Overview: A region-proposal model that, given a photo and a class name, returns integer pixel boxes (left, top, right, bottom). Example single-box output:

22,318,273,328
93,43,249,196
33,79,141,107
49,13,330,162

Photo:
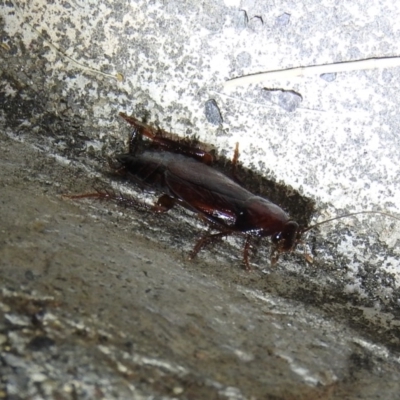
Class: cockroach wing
164,159,250,228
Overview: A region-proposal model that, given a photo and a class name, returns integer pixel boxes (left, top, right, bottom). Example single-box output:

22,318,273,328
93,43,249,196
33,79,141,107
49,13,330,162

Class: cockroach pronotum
68,112,400,270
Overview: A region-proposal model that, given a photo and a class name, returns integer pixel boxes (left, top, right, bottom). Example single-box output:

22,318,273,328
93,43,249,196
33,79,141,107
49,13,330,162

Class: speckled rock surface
1,0,400,399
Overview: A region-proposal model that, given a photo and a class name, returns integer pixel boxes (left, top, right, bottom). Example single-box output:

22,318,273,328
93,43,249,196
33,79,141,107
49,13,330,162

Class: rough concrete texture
1,0,400,399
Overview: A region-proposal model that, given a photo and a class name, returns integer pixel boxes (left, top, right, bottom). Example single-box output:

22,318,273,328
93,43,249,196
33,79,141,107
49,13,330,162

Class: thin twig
224,56,400,89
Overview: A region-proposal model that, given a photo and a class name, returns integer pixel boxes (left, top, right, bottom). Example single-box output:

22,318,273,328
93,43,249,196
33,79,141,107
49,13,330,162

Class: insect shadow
67,113,400,270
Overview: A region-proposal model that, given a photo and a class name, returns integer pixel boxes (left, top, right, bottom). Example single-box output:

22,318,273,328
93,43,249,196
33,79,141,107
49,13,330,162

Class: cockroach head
271,220,300,252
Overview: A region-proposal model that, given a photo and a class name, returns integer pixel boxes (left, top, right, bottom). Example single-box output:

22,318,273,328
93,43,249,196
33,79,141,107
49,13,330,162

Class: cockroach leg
128,126,142,155
232,142,240,167
189,230,232,261
229,142,245,184
304,252,314,264
119,112,214,164
232,142,240,176
242,235,253,271
152,194,176,213
270,247,280,266
190,225,261,271
66,189,149,211
65,190,113,201
107,156,126,174
298,239,314,264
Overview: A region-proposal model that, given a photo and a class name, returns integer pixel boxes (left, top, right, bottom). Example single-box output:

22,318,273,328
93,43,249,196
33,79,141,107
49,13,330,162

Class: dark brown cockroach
68,112,400,269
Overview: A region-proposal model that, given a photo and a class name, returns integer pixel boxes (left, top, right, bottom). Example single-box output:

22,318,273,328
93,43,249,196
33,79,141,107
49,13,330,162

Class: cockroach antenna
300,210,400,235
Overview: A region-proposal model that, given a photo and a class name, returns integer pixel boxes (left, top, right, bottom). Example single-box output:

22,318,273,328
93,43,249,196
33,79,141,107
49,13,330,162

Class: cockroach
68,112,400,269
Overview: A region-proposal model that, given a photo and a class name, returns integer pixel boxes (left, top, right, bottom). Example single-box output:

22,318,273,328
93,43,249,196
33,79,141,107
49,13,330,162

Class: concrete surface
1,0,400,399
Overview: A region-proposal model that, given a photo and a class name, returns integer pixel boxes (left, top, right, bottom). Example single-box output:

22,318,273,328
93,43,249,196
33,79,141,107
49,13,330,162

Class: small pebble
320,73,337,82
205,99,223,125
275,13,291,27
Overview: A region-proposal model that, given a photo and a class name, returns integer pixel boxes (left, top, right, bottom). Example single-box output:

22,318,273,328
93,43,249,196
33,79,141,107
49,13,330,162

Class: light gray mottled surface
1,0,400,399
